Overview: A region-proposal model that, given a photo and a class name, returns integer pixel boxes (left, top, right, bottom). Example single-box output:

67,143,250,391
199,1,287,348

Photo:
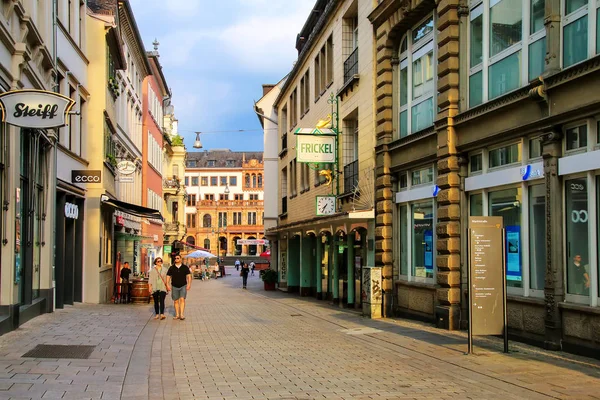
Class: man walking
166,254,191,320
250,260,255,276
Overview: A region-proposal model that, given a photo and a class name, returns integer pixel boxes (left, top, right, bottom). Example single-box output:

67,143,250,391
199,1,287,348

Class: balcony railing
343,160,359,194
163,178,181,189
343,48,358,84
281,196,287,215
197,200,264,207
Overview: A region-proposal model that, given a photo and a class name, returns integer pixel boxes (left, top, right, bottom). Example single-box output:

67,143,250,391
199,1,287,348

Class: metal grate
22,344,95,359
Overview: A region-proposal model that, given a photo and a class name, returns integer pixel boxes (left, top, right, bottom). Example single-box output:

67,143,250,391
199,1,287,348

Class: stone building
370,0,600,355
184,150,265,257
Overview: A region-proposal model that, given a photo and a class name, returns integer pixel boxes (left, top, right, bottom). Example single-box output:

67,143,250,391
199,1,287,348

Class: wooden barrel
131,280,150,304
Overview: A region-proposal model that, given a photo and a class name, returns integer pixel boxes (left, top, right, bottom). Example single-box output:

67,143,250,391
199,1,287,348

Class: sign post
468,216,508,354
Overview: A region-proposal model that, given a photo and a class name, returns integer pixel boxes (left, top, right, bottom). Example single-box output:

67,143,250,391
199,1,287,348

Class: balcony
343,160,359,194
338,47,359,98
196,200,264,208
163,177,181,190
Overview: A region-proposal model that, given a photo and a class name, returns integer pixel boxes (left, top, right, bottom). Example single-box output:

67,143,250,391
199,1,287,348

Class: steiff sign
296,134,336,163
468,216,508,354
0,90,75,129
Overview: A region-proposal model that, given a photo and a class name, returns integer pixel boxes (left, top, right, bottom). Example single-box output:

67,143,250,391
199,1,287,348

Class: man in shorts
166,254,191,320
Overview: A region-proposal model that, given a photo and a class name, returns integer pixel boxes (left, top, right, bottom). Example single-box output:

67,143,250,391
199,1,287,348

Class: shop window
411,202,434,279
398,15,435,138
399,173,408,189
529,184,546,290
529,138,542,159
411,166,434,186
470,153,483,173
566,124,588,151
470,194,483,216
399,205,408,276
489,143,520,168
565,178,590,296
489,188,522,287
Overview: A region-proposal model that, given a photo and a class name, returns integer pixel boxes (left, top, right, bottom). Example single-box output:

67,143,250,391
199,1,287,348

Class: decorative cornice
388,126,436,152
454,86,531,124
544,54,600,90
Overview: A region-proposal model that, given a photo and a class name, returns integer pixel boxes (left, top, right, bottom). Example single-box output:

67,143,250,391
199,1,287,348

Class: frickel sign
296,134,336,163
0,89,75,129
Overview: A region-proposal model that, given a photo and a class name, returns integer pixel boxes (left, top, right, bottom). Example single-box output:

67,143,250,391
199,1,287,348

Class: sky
129,0,315,152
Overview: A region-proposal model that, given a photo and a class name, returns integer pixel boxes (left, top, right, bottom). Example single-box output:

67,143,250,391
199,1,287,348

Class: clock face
316,196,336,216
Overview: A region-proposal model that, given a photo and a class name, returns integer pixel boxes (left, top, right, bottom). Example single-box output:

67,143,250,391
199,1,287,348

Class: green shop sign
295,133,336,163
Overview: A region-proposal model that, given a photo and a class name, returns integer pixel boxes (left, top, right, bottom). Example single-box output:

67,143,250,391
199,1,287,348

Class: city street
0,266,598,400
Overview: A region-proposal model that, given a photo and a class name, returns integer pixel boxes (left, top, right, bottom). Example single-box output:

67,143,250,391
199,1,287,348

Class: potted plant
261,268,278,291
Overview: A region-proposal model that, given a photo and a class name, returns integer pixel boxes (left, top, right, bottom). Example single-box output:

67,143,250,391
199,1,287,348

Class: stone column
347,232,355,307
316,235,323,299
435,0,462,330
544,0,561,74
541,130,564,350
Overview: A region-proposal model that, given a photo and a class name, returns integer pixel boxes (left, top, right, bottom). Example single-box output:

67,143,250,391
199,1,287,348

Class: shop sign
164,245,172,254
520,164,543,181
236,239,269,245
72,170,101,183
119,175,134,183
0,89,75,128
153,234,159,242
296,134,336,163
64,202,79,219
117,160,136,175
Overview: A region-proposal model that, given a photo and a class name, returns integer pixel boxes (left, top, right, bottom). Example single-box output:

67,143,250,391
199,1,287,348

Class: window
257,174,262,188
490,188,523,288
205,194,214,201
315,35,334,95
565,124,588,151
300,70,310,115
468,1,547,107
290,88,298,128
398,201,435,281
191,177,199,186
220,176,227,186
201,177,208,186
398,15,435,138
489,143,521,168
232,212,242,225
566,178,589,297
207,160,216,167
562,0,597,68
470,153,483,173
226,160,235,167
470,193,483,216
529,137,542,158
210,177,218,186
186,194,197,207
204,238,210,249
529,184,546,290
411,166,434,186
281,104,288,147
230,176,237,186
290,159,297,196
245,174,250,188
203,214,212,227
186,213,196,228
399,173,408,189
249,194,259,201
235,194,243,201
184,177,189,186
248,212,257,225
218,212,227,228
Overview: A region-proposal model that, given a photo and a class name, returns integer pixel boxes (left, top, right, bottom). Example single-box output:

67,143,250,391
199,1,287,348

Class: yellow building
268,0,376,305
184,151,265,257
162,103,187,263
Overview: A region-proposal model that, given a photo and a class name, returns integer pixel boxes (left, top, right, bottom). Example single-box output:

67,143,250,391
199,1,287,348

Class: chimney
262,84,275,96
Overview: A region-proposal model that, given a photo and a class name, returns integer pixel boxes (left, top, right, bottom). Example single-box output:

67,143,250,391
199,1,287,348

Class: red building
141,42,170,271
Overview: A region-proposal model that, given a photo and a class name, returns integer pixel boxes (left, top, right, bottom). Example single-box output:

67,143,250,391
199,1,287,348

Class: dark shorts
171,285,187,300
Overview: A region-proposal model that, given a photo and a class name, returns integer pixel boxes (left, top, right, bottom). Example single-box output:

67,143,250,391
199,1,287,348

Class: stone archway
232,236,242,255
247,235,257,255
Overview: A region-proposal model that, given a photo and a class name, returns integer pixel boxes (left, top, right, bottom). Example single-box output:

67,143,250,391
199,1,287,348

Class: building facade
141,44,168,271
184,150,265,257
370,0,600,355
269,0,376,303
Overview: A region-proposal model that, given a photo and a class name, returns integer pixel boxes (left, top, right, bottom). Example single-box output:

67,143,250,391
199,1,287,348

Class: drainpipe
49,0,59,311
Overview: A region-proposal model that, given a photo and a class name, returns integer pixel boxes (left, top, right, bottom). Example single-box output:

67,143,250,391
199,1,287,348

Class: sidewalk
0,267,597,399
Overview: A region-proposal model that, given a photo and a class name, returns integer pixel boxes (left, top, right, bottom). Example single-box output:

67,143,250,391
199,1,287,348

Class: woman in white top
148,258,168,320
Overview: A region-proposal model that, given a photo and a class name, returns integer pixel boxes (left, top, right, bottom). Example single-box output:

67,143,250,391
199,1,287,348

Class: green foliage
106,154,118,167
261,268,278,284
171,135,184,146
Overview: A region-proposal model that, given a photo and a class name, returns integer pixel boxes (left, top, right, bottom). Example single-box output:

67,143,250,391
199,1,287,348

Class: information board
468,216,507,352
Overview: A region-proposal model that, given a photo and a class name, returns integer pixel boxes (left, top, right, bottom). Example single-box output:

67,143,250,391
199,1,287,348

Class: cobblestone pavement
0,266,598,399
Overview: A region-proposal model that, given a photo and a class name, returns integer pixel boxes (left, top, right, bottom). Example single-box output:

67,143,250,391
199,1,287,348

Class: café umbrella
184,250,216,259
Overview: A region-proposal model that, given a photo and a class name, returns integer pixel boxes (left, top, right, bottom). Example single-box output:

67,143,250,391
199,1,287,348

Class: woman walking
240,261,250,289
149,258,168,320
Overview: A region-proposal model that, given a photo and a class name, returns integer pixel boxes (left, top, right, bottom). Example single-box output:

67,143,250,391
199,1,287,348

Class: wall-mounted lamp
193,131,202,149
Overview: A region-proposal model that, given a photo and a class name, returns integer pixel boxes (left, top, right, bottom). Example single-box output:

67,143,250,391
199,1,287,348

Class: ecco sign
0,90,75,128
64,202,79,219
72,170,101,184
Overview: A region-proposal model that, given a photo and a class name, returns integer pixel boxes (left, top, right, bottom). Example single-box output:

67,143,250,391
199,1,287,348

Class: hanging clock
316,195,336,216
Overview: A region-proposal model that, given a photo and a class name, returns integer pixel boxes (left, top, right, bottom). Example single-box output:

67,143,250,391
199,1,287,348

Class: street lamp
216,184,230,277
193,132,202,149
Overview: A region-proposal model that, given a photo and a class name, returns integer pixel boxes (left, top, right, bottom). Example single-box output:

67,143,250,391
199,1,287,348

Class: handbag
240,271,243,277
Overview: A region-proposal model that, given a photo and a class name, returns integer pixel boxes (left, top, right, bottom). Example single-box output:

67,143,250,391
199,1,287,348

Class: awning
100,195,164,221
115,232,154,241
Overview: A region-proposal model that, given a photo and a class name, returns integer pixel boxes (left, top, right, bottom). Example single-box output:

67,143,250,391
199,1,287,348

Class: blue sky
129,0,315,152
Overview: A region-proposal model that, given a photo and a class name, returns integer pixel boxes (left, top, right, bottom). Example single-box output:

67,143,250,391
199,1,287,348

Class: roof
186,150,263,169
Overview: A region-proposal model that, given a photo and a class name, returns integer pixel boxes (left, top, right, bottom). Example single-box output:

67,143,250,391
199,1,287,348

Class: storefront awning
115,232,154,241
100,195,164,221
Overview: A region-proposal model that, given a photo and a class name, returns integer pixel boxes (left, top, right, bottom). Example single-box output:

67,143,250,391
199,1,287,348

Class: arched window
252,174,257,187
203,238,210,250
203,214,212,227
258,174,263,188
245,173,250,187
186,236,195,246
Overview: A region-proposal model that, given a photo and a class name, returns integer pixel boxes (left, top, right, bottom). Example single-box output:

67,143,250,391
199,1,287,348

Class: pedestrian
148,258,168,320
235,258,240,271
240,261,250,289
120,261,132,303
250,260,255,276
166,254,191,320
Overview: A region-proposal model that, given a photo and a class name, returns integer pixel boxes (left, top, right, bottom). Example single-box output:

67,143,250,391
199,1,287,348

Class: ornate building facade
184,150,265,257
